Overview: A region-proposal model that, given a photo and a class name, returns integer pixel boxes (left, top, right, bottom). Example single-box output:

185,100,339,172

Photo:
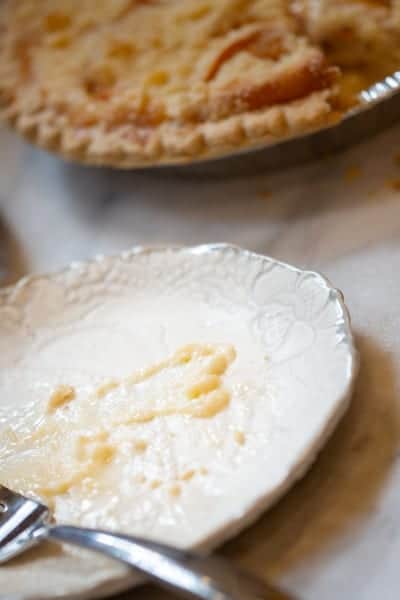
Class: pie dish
0,1,398,168
0,244,357,600
299,0,400,110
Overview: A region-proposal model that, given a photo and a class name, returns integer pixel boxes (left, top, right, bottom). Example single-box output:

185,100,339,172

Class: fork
0,485,296,600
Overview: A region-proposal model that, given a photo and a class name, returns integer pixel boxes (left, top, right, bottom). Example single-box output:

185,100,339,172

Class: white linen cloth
1,123,400,600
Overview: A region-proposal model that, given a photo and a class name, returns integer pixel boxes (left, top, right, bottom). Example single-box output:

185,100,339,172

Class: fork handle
47,525,295,600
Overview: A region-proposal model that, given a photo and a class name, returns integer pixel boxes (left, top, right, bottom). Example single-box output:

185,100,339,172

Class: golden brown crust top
299,0,400,107
0,0,397,165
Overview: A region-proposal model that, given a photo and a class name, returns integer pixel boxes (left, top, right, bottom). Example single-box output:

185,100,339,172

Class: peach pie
0,0,399,166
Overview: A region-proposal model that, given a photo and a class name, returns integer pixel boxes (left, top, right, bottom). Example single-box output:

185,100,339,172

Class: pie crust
299,0,400,109
0,1,398,167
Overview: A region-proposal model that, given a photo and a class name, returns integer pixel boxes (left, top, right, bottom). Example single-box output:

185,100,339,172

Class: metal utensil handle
47,525,294,600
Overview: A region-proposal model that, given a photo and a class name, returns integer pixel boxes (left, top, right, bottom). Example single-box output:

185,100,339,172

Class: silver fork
0,485,296,600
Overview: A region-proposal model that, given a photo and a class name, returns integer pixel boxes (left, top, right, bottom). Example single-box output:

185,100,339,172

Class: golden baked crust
299,0,400,108
0,0,340,165
0,0,397,166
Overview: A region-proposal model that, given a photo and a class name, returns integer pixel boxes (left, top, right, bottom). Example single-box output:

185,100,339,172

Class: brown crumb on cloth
257,190,272,200
387,178,400,191
344,166,362,182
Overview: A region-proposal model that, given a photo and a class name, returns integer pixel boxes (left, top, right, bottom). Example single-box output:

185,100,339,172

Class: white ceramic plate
0,244,357,600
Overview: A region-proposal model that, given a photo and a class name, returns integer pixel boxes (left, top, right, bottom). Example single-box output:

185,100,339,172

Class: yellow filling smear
181,469,196,481
0,344,236,503
186,374,220,399
95,379,119,398
234,430,246,446
169,484,182,497
40,439,115,501
47,384,75,413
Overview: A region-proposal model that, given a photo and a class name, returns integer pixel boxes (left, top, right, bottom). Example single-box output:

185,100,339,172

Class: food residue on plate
47,384,76,413
0,343,237,506
234,430,246,446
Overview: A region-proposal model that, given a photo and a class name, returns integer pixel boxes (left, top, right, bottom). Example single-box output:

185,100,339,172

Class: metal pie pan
135,71,400,176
